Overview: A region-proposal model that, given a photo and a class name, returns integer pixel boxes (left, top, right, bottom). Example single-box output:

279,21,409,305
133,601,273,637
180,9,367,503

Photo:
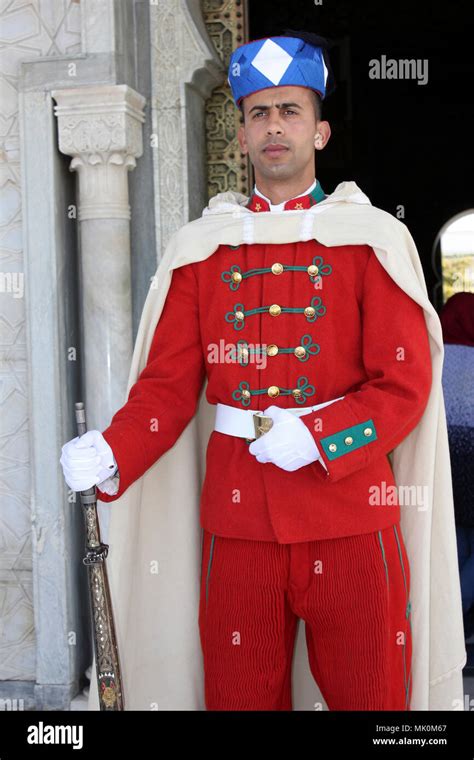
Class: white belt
214,397,345,442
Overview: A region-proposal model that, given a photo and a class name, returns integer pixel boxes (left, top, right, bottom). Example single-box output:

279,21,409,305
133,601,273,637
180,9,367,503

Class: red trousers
198,523,412,711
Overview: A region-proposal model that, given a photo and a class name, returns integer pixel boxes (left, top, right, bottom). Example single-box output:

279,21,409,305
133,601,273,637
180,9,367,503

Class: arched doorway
432,210,474,309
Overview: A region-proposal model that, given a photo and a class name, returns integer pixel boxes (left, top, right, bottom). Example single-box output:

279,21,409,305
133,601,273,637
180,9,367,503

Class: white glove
248,405,321,472
60,430,118,492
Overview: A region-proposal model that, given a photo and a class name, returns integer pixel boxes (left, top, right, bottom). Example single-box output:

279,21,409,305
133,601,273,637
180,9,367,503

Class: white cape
88,181,466,711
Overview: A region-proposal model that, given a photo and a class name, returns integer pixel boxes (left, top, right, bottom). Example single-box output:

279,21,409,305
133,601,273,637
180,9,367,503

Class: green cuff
320,419,377,461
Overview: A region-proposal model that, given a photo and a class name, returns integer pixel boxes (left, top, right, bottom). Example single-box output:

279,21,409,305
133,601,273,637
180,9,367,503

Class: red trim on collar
246,191,315,212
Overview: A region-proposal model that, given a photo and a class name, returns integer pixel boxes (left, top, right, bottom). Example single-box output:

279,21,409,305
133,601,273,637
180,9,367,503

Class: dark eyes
253,109,297,118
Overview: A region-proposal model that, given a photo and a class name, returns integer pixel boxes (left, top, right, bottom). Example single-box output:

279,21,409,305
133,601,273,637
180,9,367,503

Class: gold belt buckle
244,412,273,443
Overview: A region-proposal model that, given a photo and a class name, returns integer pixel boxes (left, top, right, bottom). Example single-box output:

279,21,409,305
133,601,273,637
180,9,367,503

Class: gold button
304,306,315,318
235,310,244,321
267,344,279,356
344,436,353,445
292,388,302,400
268,385,280,398
307,264,319,277
328,443,337,452
294,346,306,358
271,262,284,275
231,271,242,283
242,389,251,399
363,427,373,437
269,304,281,316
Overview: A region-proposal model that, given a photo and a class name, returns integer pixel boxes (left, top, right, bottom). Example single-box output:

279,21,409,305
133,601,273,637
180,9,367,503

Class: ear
237,124,248,155
314,121,331,150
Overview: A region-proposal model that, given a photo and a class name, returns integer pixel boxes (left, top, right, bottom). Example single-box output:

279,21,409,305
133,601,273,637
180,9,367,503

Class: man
60,33,465,710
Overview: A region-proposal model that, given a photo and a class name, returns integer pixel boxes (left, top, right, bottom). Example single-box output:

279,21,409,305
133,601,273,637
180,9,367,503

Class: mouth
263,144,289,157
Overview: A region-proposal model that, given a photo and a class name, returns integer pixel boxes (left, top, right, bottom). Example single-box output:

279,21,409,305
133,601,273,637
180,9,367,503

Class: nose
266,107,284,135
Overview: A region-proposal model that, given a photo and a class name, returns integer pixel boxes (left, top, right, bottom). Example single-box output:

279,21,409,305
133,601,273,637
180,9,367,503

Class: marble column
52,85,146,431
52,84,146,542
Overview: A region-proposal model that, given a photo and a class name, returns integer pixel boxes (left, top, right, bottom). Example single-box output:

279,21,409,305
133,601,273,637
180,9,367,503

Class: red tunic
97,187,432,543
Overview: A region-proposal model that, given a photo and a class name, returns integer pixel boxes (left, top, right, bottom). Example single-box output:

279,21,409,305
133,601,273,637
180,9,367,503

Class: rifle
75,401,124,710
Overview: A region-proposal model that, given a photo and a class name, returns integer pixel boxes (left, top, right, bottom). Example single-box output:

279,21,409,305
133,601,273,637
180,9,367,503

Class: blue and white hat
228,29,336,108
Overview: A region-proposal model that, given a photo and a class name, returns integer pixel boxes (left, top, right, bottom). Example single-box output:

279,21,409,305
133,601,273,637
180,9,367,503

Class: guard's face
237,85,322,184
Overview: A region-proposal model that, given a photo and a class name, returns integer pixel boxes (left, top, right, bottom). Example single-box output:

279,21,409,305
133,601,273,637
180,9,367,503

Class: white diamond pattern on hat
321,55,328,86
250,39,293,85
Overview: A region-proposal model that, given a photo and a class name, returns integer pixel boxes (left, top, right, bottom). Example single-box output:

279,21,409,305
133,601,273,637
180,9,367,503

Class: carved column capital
52,85,146,220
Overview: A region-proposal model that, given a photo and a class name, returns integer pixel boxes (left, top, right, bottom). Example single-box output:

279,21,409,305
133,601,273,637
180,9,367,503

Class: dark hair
240,89,322,124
